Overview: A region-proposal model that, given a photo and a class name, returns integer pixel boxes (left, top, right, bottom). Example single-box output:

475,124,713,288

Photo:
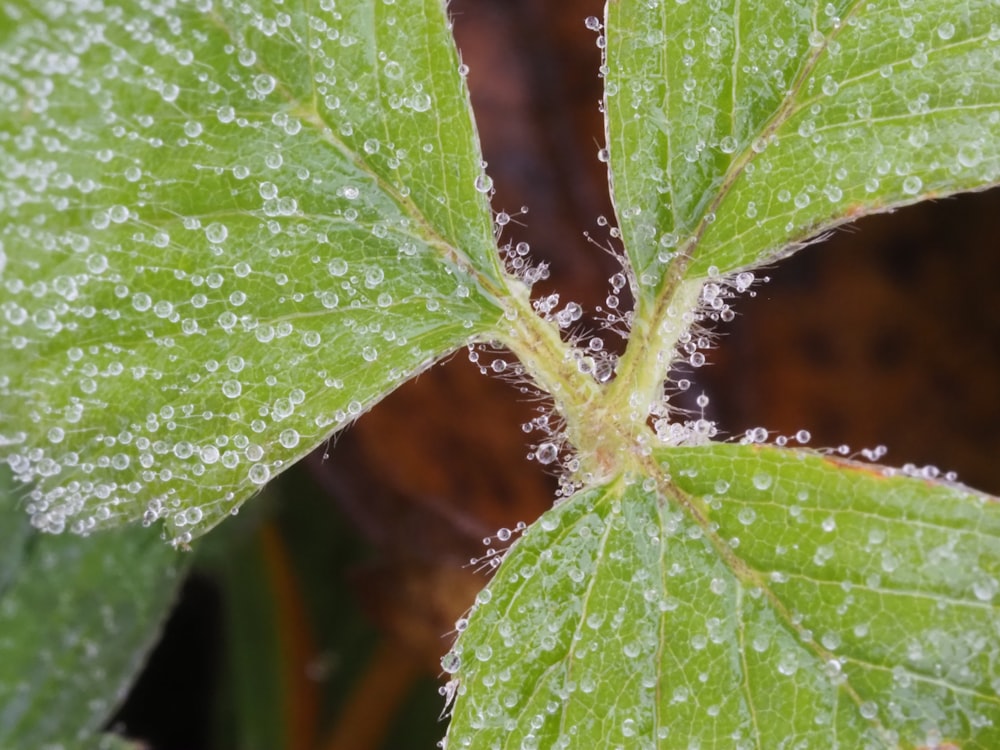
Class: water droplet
132,293,152,312
535,443,558,464
410,92,432,112
161,83,180,102
474,174,493,194
958,143,983,168
205,222,228,243
777,651,798,676
752,472,773,490
248,463,271,485
253,74,276,95
973,577,998,602
441,651,461,674
279,429,300,449
902,175,923,195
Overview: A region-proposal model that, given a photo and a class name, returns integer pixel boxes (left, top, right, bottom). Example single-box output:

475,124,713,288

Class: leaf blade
446,445,1000,747
606,0,1000,295
0,469,185,746
0,0,505,540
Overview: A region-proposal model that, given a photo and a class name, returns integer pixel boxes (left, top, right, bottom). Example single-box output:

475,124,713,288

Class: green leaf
605,0,1000,298
95,737,146,750
94,736,146,750
446,444,1000,748
0,0,506,542
0,467,185,746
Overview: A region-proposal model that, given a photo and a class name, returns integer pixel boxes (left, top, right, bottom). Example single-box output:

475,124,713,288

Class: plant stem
606,276,704,428
497,273,705,480
495,279,598,424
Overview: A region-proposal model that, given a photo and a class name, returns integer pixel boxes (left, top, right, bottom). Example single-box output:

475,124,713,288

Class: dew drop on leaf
204,223,228,243
441,651,461,674
278,429,300,449
902,175,923,194
958,143,983,168
248,463,271,486
253,73,275,95
474,174,494,193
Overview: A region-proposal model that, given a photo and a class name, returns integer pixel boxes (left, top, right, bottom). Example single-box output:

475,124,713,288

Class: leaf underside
447,444,1000,749
0,0,505,541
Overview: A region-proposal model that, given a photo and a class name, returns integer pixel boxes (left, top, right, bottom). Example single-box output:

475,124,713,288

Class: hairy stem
607,276,704,428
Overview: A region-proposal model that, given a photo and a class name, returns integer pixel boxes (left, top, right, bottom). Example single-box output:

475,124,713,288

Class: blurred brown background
116,1,1000,747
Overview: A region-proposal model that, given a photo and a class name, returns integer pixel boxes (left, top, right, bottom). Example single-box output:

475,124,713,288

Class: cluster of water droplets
596,0,1000,289
497,238,551,288
649,266,765,446
445,436,1000,746
0,0,501,542
445,4,1000,743
466,521,528,575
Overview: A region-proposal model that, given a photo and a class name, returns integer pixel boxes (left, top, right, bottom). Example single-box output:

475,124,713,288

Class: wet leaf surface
448,445,1000,748
606,0,1000,296
0,0,506,542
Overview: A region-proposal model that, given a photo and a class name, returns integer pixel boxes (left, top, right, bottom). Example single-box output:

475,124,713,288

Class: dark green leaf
0,469,185,746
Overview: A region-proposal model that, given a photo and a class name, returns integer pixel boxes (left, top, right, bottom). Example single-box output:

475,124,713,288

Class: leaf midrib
673,0,869,282
650,443,1000,740
204,6,509,305
648,457,897,745
611,0,869,465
